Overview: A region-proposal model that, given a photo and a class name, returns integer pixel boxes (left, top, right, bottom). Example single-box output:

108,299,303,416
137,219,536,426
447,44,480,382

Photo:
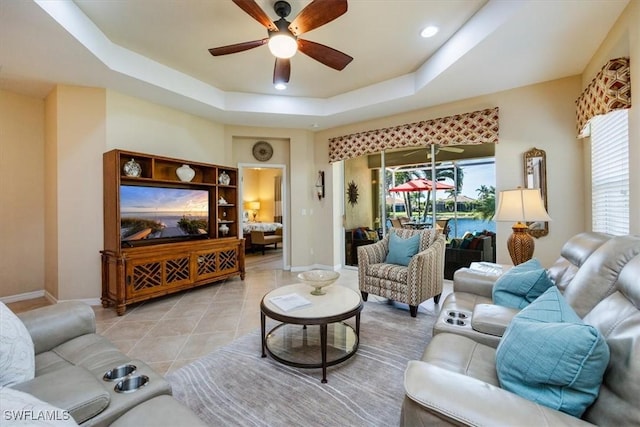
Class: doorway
238,163,289,270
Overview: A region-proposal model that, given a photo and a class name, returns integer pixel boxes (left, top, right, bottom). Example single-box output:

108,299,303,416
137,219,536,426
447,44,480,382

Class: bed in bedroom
242,222,283,252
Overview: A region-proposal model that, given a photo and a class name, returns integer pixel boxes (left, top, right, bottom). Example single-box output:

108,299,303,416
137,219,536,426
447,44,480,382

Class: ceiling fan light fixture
268,33,297,58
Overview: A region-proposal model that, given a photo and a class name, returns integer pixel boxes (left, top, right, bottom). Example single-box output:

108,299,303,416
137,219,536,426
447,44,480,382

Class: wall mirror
523,147,548,238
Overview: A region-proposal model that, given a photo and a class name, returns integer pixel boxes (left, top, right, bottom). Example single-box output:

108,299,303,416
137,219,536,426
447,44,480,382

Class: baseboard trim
1,290,101,307
290,264,335,272
1,290,45,304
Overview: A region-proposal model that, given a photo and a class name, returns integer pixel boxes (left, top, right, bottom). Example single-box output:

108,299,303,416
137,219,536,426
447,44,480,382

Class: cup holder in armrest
445,317,467,326
103,364,137,381
114,375,149,393
447,311,468,319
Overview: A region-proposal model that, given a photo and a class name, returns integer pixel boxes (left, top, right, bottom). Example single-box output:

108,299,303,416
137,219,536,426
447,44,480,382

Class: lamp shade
494,188,551,223
248,201,261,211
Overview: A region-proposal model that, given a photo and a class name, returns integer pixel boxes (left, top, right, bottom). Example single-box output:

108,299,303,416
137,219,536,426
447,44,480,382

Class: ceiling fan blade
273,58,291,84
232,0,278,31
297,39,353,71
288,0,348,36
441,146,465,153
208,39,268,56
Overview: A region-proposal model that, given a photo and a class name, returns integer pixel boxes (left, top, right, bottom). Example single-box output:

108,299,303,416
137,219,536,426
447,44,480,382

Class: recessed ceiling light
274,83,287,90
420,26,439,38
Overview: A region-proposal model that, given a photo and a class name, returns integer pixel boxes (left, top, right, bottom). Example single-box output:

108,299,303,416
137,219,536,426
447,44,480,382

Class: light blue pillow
496,287,610,417
492,267,553,309
385,231,420,266
510,258,542,272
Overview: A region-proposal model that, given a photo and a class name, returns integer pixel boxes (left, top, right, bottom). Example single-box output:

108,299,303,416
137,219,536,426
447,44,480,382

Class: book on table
269,293,312,312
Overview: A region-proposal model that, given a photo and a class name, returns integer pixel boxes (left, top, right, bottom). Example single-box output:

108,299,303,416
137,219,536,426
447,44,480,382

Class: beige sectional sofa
5,301,206,426
402,233,640,426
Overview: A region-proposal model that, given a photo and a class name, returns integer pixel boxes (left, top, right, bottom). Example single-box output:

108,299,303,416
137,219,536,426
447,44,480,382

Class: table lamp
248,201,261,221
494,187,551,265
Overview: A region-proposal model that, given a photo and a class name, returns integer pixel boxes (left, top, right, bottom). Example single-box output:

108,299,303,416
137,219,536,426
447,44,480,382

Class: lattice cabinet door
194,246,239,282
126,254,191,298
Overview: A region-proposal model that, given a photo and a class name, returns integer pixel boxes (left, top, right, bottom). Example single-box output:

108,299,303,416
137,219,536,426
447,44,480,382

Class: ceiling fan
208,0,353,87
403,144,465,159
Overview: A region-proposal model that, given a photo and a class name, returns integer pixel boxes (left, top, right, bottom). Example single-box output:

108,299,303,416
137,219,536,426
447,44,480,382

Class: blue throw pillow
492,267,553,309
510,258,542,272
496,287,610,417
385,231,420,266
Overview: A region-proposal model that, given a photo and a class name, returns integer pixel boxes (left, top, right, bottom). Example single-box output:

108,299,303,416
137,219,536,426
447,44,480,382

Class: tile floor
8,249,450,376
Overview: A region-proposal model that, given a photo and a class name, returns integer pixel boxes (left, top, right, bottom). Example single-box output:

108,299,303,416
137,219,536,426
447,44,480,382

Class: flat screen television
120,185,209,247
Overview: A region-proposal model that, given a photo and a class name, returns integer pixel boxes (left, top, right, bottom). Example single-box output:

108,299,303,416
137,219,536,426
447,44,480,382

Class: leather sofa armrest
110,395,208,427
18,301,96,355
452,265,509,298
471,304,520,338
11,365,110,425
403,361,594,427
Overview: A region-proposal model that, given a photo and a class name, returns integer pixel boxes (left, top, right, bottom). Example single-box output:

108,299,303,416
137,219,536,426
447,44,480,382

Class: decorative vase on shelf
218,171,231,185
176,164,195,182
219,223,229,237
123,158,142,177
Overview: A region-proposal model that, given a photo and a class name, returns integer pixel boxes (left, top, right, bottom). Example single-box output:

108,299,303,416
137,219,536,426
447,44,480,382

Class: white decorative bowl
297,270,340,296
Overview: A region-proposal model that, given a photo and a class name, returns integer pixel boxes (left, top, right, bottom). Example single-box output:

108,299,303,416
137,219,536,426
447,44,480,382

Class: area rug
167,301,436,427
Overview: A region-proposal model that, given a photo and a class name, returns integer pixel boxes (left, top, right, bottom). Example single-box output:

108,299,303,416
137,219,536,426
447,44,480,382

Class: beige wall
44,90,58,299
0,90,45,298
227,127,321,270
580,0,640,233
242,168,261,213
242,168,282,222
47,86,106,300
344,156,374,230
316,76,584,268
106,92,225,162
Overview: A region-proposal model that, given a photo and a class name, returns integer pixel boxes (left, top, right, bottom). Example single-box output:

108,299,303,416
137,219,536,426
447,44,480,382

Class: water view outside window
385,159,496,238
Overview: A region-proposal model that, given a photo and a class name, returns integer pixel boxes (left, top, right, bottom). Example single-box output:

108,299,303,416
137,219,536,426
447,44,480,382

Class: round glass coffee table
260,283,363,383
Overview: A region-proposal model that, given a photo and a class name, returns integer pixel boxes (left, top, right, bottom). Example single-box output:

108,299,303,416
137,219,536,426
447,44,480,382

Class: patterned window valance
576,57,631,137
328,107,499,163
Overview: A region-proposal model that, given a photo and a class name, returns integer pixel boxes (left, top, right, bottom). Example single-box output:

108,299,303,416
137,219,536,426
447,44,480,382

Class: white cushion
0,387,79,426
0,302,35,387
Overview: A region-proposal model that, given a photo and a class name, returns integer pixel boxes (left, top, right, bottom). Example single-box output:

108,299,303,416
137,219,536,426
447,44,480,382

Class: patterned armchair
357,228,445,317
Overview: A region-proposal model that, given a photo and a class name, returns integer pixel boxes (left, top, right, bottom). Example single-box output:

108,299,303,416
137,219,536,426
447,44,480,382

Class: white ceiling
0,0,629,130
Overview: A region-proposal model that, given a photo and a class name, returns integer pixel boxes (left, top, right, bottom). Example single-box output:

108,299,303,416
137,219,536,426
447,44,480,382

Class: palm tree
475,185,496,220
385,170,416,217
416,165,461,221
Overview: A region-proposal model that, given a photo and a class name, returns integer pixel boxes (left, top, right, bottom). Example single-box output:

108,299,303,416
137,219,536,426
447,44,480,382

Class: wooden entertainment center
101,149,245,315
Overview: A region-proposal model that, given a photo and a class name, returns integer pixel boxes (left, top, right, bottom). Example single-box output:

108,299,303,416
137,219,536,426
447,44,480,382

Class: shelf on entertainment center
121,176,217,188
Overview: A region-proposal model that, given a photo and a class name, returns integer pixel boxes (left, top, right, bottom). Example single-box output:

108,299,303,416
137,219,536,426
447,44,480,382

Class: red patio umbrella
389,178,454,192
389,179,454,222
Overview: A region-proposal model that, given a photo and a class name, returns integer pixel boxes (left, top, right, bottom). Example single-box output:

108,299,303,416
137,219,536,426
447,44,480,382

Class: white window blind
590,109,629,235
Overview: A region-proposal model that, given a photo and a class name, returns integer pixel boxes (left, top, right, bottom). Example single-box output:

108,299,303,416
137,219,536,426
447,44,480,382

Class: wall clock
252,141,273,162
347,180,359,206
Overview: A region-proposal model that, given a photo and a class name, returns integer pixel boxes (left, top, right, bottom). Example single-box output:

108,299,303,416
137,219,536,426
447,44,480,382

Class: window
590,109,629,235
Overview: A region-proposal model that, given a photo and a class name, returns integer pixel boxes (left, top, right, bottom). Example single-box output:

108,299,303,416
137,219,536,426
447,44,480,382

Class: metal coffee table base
262,320,359,383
